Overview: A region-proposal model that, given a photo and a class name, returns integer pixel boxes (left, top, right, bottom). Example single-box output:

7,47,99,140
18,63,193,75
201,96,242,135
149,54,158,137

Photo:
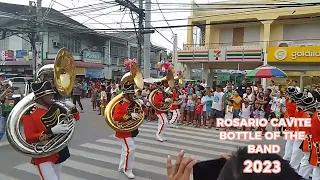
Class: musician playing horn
169,85,181,128
113,81,139,179
154,80,171,142
22,81,80,180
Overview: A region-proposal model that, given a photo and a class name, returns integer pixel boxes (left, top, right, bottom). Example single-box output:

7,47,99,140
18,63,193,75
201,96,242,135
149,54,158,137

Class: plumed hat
302,96,317,111
122,83,135,94
31,81,56,100
286,86,298,98
294,93,305,105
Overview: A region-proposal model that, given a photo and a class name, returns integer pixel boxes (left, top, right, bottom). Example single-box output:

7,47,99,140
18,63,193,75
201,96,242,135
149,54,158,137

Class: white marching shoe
124,170,135,179
156,134,164,142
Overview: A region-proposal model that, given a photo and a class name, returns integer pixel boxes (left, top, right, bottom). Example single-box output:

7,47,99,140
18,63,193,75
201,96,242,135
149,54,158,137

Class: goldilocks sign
267,46,320,62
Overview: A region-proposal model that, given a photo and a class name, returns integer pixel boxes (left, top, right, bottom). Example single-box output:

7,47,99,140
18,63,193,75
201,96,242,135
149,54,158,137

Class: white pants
36,162,62,180
290,140,304,171
299,152,313,179
312,167,320,180
119,137,135,171
157,113,168,135
283,139,294,161
169,109,180,125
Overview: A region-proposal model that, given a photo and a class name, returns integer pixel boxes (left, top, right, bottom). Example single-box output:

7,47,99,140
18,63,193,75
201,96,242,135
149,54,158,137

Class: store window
59,35,81,54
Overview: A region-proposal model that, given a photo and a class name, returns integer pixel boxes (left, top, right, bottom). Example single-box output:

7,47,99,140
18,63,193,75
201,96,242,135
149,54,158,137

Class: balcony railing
183,39,320,50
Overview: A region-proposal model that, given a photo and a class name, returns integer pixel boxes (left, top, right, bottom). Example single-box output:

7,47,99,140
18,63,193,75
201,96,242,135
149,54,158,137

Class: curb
0,141,9,147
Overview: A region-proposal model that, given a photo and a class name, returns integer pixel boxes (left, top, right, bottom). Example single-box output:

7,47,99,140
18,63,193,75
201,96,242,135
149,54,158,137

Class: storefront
267,46,320,90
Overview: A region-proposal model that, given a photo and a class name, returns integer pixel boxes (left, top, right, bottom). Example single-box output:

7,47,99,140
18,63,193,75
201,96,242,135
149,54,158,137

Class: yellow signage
268,46,320,62
75,68,85,75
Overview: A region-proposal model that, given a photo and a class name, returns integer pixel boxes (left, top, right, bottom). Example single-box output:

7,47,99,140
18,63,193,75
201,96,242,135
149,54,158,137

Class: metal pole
173,34,178,71
137,0,143,68
35,0,43,78
143,0,151,78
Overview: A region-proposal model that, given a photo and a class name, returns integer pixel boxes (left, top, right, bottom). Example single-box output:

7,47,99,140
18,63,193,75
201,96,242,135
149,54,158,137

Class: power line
154,0,174,35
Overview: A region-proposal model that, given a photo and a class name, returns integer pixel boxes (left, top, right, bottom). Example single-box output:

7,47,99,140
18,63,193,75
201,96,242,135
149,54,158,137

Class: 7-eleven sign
209,49,225,62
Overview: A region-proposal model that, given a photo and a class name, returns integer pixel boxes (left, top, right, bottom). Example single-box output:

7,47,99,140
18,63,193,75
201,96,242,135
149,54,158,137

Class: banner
85,68,104,78
83,51,102,63
1,50,14,61
268,46,320,62
75,68,85,75
15,50,29,61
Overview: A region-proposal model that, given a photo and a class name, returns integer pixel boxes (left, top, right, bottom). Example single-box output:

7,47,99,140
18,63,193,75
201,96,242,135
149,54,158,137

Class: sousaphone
6,48,76,158
104,62,145,132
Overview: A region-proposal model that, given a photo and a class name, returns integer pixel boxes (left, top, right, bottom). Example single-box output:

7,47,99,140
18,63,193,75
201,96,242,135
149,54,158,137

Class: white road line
143,123,220,134
80,143,169,164
64,159,152,180
15,163,86,180
69,148,167,176
0,141,10,147
137,133,238,151
97,138,211,161
0,173,18,180
138,128,248,146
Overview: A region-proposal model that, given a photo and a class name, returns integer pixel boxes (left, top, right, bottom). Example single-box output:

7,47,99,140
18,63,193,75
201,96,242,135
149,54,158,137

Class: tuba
6,48,76,158
148,70,174,112
104,62,145,132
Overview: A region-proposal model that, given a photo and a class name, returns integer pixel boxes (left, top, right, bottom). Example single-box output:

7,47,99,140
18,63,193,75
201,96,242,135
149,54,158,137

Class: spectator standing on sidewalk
72,79,84,113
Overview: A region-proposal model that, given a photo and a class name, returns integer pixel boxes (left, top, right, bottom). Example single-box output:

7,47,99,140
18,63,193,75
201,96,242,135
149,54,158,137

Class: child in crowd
240,100,252,131
194,97,203,128
224,99,234,131
256,87,265,111
99,85,107,116
185,93,196,125
200,92,207,127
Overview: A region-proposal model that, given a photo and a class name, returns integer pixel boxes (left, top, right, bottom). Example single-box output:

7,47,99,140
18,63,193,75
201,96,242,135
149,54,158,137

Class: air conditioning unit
277,41,293,47
53,42,61,48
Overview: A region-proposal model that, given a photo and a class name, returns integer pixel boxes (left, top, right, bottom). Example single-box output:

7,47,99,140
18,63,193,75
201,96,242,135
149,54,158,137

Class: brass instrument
6,48,76,158
176,71,184,86
104,62,145,132
148,70,174,112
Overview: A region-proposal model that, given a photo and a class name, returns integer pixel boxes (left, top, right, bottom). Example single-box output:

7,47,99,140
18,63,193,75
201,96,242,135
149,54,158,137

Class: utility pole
115,0,154,74
35,0,43,79
27,1,37,80
172,34,178,71
143,0,151,78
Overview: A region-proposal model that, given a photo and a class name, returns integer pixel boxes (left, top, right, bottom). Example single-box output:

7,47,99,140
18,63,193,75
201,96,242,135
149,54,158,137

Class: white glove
179,95,183,99
137,99,144,105
131,113,139,120
64,100,75,109
165,98,171,103
51,124,69,135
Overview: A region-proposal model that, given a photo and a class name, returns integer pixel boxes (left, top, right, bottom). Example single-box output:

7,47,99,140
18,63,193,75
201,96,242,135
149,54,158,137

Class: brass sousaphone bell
104,62,145,132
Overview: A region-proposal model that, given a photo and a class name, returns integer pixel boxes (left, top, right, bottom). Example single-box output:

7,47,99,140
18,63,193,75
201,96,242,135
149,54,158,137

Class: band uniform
22,81,80,180
112,82,139,179
169,87,180,128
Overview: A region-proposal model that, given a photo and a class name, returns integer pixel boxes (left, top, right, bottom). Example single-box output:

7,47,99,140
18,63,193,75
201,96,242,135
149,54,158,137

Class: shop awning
0,60,104,69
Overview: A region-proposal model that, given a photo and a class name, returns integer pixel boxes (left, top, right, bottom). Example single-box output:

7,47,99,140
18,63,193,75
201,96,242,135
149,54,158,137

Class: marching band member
22,81,80,180
309,92,320,180
283,86,298,161
298,95,317,179
169,86,180,128
290,92,305,172
113,81,140,179
154,80,171,142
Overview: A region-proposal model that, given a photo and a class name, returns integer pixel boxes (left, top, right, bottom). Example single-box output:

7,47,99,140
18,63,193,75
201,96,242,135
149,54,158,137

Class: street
0,98,285,180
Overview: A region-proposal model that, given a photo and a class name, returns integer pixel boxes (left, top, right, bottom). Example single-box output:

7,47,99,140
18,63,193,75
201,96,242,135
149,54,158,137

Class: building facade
177,0,320,88
0,2,166,80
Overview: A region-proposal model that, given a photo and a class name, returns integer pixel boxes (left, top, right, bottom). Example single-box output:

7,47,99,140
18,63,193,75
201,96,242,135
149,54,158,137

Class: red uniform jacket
113,100,139,138
310,111,320,167
154,91,164,114
285,99,297,131
300,112,312,152
294,109,305,131
171,90,178,110
22,104,80,165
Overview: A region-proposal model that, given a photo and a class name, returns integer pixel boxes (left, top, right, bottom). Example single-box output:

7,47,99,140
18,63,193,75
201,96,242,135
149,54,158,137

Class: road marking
64,159,152,180
69,148,168,176
142,123,220,134
138,128,249,146
0,141,10,147
97,138,210,161
15,163,85,180
0,173,19,180
80,143,169,164
137,133,238,151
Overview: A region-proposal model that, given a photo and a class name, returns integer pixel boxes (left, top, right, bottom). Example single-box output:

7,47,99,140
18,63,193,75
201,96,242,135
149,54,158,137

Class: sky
0,0,226,51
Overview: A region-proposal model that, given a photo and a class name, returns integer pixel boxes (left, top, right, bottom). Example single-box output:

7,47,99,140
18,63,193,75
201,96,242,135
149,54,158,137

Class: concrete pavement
0,98,285,180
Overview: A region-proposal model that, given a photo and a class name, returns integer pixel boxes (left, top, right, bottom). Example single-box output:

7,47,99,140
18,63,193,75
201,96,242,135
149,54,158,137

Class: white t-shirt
101,91,107,100
201,96,207,111
242,93,254,104
212,91,224,111
241,104,251,118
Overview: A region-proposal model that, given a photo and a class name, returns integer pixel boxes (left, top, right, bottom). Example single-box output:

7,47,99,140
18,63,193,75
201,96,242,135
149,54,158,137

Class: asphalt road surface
0,98,285,180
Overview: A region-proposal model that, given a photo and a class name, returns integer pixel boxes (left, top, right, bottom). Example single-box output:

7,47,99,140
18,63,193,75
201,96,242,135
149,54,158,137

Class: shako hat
286,86,298,98
293,93,305,105
301,96,317,111
122,81,135,94
31,81,56,99
310,90,320,110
